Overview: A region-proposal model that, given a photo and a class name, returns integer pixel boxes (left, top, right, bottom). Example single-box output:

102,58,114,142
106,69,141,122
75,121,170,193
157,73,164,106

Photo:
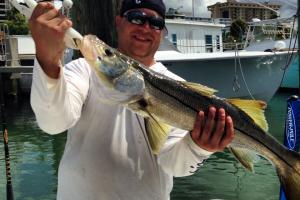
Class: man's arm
30,58,90,134
29,2,72,78
28,2,90,134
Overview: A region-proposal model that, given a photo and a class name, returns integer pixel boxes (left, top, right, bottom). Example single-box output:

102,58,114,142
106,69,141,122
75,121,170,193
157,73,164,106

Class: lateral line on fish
141,74,202,114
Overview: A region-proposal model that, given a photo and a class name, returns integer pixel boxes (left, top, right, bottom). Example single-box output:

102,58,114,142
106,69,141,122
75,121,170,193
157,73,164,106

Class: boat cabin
164,18,225,53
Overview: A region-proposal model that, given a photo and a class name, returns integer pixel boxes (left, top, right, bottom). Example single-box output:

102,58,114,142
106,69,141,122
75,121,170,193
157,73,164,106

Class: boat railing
169,40,224,53
223,43,245,51
243,17,296,49
167,42,244,53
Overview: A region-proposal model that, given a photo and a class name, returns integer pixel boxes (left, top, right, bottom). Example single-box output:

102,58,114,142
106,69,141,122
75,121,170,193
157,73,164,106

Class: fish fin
229,147,260,172
227,99,269,131
144,116,170,154
276,150,300,199
181,81,218,97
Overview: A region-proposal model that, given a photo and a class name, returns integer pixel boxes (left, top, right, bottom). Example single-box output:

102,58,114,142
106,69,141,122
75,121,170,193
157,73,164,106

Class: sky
164,0,297,18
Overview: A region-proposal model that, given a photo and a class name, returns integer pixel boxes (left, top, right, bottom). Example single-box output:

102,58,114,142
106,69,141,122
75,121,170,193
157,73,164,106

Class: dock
0,66,33,73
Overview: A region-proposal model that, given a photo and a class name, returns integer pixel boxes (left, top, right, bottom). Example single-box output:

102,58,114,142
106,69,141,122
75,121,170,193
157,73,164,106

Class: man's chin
129,51,148,59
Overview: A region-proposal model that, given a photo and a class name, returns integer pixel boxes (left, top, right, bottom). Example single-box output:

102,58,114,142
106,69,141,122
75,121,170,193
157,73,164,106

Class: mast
192,0,195,17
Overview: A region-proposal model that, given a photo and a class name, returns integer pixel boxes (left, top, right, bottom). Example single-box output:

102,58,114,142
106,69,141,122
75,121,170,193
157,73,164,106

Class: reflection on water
0,91,295,199
0,96,66,200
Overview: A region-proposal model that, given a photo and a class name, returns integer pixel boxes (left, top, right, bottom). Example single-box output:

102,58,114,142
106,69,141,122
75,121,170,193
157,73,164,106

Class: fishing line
282,16,298,70
0,73,14,200
278,16,298,88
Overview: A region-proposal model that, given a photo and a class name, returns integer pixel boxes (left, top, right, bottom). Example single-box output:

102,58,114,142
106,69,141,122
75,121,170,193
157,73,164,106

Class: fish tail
276,150,300,200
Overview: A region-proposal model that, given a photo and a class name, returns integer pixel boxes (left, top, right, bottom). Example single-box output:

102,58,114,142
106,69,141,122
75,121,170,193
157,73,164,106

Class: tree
71,0,122,48
270,13,278,19
230,18,247,42
1,8,29,35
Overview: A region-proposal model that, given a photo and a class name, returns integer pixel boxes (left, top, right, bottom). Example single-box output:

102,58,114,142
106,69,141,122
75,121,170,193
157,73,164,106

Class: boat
155,47,292,102
243,17,298,90
155,17,296,102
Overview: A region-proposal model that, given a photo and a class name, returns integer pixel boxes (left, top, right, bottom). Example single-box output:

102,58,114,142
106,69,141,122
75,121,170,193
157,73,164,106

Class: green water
0,91,296,200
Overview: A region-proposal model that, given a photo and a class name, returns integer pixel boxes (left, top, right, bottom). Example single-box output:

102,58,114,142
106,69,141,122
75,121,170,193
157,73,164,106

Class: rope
233,46,241,92
233,43,256,100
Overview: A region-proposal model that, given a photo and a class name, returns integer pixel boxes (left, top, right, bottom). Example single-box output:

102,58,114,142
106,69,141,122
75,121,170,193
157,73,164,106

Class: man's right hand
29,2,72,78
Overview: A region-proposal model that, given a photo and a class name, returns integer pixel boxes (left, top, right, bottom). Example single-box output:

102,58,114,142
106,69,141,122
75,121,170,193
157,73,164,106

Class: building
0,0,11,22
208,0,280,22
164,18,224,53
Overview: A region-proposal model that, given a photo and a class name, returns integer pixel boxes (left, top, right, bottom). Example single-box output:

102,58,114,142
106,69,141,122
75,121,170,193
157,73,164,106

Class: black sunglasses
123,10,165,31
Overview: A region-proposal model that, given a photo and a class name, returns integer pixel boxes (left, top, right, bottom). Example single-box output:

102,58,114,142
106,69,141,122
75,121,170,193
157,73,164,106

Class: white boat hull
155,51,292,102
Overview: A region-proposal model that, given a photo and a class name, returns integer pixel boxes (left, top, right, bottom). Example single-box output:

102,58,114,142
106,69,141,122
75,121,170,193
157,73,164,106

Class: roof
165,19,225,28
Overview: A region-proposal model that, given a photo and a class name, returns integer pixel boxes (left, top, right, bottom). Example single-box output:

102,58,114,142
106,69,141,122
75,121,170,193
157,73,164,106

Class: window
171,34,177,47
205,35,213,52
216,35,220,51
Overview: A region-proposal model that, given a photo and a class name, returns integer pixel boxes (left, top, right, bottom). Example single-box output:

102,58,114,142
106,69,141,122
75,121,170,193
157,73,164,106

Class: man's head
120,0,166,19
116,0,166,67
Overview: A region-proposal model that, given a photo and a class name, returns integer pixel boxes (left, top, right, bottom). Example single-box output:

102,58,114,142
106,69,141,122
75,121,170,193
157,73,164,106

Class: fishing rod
0,73,14,200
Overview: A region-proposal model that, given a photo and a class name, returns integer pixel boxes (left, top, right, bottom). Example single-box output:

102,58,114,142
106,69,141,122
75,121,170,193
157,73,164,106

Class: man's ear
115,16,122,28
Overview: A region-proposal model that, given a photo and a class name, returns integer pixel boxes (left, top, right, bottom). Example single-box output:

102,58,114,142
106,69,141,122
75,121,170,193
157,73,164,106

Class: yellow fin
229,147,260,172
181,81,218,97
145,116,170,154
227,99,268,131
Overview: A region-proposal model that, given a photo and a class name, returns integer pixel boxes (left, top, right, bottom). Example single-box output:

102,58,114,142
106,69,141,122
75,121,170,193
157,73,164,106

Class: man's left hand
190,107,234,152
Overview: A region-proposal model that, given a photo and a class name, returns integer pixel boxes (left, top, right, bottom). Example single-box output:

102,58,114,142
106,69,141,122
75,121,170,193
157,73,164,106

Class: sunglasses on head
123,10,165,31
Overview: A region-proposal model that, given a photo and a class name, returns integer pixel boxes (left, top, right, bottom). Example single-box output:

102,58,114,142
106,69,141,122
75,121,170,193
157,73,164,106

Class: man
29,0,234,199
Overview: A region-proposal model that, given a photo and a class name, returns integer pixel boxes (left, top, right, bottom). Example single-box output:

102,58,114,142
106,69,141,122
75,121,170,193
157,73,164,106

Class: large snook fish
80,35,300,200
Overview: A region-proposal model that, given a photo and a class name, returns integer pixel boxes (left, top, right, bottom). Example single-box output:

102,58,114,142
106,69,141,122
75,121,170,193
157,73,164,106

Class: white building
165,19,225,53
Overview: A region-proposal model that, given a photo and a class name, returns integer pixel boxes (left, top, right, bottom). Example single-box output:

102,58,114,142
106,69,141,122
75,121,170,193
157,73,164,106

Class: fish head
80,35,145,100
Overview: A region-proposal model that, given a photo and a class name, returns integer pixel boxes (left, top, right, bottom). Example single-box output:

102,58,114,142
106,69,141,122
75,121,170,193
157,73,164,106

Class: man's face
116,8,164,66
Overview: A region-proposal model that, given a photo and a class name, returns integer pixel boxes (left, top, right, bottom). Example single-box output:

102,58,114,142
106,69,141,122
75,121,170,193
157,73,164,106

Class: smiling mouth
133,34,152,42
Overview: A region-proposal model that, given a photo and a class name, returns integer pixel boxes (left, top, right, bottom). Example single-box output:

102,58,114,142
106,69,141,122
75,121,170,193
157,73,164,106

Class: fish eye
105,49,114,57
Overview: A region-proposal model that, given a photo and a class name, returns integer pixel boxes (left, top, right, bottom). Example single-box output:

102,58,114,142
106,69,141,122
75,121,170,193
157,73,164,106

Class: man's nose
141,21,151,30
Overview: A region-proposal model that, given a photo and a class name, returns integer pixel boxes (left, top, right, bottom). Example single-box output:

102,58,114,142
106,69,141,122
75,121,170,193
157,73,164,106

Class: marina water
0,91,296,200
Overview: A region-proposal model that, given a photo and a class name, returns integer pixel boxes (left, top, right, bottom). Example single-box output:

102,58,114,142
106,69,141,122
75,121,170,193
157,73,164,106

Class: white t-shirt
30,58,212,200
